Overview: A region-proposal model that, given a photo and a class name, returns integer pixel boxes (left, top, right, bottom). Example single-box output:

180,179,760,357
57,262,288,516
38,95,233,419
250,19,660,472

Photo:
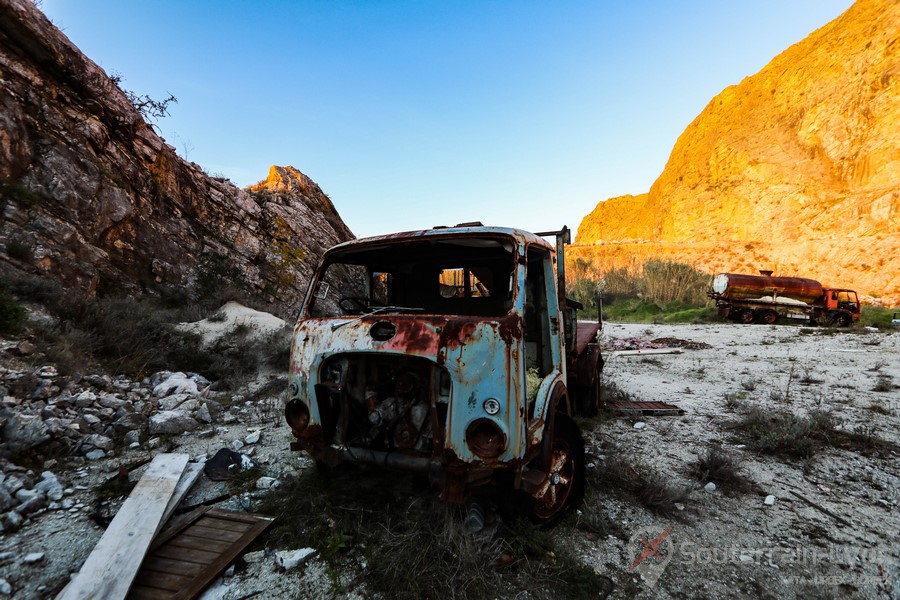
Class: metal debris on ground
605,400,685,416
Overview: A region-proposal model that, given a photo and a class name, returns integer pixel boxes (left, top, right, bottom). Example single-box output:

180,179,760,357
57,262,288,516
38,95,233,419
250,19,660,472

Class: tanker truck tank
711,273,824,304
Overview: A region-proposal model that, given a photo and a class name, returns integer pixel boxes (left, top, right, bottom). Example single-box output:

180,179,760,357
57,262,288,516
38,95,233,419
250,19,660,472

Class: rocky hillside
576,0,899,304
0,0,353,316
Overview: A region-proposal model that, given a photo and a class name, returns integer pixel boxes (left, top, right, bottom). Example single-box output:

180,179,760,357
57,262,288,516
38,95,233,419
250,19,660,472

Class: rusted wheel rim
532,444,575,519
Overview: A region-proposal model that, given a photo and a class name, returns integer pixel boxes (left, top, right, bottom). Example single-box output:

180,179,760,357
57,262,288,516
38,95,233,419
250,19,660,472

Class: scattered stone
2,512,23,532
275,548,316,571
764,495,776,506
243,550,265,564
15,341,35,356
633,422,646,430
704,482,717,492
196,403,213,424
153,373,199,398
22,553,45,564
255,477,278,490
149,410,199,435
0,410,51,453
84,449,106,461
244,430,261,445
674,503,685,511
0,578,10,595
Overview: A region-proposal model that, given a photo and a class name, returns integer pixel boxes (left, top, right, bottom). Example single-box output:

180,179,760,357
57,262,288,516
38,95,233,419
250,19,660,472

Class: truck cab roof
325,225,556,258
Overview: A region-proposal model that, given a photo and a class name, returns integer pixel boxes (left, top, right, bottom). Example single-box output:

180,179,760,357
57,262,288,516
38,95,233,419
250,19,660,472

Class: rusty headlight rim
285,399,310,434
466,418,506,458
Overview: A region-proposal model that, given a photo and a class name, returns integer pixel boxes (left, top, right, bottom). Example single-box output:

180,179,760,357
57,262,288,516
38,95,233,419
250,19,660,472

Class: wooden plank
152,545,220,564
167,535,234,553
155,462,204,537
58,453,190,600
138,556,206,577
181,525,246,542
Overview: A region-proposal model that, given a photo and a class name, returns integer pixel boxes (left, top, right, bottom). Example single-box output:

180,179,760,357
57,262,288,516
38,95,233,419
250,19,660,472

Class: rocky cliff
576,0,899,304
0,0,353,316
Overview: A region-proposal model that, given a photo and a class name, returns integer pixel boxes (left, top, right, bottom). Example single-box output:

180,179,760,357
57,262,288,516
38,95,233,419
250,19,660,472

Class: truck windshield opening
307,237,516,318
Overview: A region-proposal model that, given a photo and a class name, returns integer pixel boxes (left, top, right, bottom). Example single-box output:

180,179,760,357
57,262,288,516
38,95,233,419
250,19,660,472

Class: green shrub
6,240,33,262
571,258,713,322
0,286,26,333
858,305,899,330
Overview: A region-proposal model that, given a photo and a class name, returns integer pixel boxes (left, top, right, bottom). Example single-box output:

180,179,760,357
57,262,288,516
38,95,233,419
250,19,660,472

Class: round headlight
466,418,506,458
285,399,310,434
482,398,501,415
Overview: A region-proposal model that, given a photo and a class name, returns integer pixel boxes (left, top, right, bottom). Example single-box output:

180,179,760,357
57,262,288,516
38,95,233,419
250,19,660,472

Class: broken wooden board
127,507,274,600
606,400,685,416
58,453,190,600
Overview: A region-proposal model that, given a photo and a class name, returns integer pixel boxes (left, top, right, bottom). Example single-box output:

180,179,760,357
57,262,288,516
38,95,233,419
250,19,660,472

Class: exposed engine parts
320,355,447,453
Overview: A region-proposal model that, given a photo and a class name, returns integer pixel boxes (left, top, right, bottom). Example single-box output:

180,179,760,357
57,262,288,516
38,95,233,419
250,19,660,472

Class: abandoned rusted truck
709,271,861,326
285,224,603,525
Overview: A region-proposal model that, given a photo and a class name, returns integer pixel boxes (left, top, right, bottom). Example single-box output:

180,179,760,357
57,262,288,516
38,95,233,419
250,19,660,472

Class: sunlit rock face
576,0,899,304
0,0,353,316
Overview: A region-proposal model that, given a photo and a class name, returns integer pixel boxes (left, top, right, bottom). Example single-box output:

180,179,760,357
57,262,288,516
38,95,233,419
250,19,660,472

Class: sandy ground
2,320,897,599
575,322,899,599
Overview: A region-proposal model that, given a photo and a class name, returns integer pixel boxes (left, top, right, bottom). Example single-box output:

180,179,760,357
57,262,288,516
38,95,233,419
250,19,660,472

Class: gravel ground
1,321,897,599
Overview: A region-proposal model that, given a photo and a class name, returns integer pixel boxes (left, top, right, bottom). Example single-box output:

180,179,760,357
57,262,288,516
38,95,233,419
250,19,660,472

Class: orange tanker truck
708,270,860,327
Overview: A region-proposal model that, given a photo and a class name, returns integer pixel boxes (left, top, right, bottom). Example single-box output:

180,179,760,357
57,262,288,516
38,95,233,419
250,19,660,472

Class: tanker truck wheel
735,309,754,324
755,309,779,325
831,313,851,327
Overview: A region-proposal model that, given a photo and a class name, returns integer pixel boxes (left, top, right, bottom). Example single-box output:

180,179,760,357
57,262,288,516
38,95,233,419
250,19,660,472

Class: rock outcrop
0,0,353,315
576,0,899,304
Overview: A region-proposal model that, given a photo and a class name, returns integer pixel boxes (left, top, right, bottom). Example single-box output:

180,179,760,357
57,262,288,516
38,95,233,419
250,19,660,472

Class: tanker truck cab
285,225,602,526
824,289,860,327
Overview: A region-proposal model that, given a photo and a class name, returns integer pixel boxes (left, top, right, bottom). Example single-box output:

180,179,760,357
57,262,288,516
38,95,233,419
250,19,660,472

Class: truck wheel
831,313,851,327
755,309,778,325
735,309,754,324
504,412,585,528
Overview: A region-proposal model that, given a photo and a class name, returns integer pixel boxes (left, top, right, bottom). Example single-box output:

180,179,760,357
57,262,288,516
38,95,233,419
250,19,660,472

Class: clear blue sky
40,0,853,239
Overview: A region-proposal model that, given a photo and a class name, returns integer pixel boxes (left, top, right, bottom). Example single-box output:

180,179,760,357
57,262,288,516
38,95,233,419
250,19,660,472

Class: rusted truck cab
286,225,602,525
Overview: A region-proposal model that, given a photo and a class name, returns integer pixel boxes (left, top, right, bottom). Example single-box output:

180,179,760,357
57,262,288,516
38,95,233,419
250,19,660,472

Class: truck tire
735,309,754,324
755,309,779,325
503,412,585,528
831,313,851,327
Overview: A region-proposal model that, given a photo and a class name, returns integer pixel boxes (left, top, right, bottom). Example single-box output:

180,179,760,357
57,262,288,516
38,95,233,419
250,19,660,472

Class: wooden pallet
128,507,274,600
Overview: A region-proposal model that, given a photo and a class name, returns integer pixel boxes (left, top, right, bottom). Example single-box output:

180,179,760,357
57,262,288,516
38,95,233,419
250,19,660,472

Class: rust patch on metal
382,318,443,354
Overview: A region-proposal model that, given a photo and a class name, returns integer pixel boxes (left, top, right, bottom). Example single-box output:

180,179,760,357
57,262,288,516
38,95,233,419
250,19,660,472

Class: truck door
523,245,563,383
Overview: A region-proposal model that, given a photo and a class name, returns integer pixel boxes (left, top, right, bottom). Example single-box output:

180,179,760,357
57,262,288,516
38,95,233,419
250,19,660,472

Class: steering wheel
338,296,370,314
